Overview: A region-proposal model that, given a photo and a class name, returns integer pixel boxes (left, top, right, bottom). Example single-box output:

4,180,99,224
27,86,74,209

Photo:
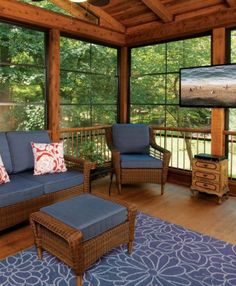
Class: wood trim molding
80,2,126,33
126,7,236,46
0,0,125,46
167,168,192,187
142,0,173,23
50,0,98,25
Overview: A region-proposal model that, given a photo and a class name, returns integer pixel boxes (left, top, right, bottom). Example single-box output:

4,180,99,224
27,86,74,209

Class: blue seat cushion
0,132,13,174
41,194,127,241
0,175,44,207
19,170,84,194
121,154,163,169
112,124,150,154
6,131,50,173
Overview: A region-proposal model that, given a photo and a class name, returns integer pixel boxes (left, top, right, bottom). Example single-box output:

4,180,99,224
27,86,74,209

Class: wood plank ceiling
51,0,236,42
85,0,233,26
11,0,236,46
26,0,235,30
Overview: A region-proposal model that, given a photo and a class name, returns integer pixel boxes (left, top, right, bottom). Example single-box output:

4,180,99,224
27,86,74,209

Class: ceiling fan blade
87,0,110,6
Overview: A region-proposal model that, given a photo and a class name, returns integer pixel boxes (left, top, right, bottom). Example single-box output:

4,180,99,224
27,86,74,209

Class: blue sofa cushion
121,154,163,169
19,170,84,194
6,131,50,173
0,175,44,207
0,132,13,174
41,194,127,241
112,124,150,154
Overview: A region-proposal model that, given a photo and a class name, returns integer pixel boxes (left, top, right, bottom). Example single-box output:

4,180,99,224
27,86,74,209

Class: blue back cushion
6,131,50,173
112,124,150,154
0,132,13,174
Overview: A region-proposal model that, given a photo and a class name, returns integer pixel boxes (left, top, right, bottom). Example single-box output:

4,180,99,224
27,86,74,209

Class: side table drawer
193,160,219,171
192,179,220,193
193,170,220,182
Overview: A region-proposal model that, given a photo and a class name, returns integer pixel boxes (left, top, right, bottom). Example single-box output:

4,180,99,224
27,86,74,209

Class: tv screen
179,64,236,107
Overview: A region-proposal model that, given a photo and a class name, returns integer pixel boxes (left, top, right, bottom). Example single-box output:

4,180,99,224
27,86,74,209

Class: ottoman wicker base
30,194,137,286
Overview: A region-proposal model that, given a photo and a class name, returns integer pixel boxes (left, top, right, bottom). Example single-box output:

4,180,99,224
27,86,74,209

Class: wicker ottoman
30,194,137,286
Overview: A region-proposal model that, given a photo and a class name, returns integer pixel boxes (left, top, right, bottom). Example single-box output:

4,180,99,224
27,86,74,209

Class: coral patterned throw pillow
31,142,67,175
0,154,10,184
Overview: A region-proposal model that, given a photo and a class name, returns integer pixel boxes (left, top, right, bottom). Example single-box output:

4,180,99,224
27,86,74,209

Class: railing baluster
230,134,233,179
171,131,173,167
183,132,186,170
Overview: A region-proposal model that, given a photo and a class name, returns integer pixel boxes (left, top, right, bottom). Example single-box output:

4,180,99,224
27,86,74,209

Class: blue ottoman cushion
41,194,127,241
6,131,50,173
121,154,163,169
112,124,150,154
19,170,84,194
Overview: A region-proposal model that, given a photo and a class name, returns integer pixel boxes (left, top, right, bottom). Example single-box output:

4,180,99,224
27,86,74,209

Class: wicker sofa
0,130,92,231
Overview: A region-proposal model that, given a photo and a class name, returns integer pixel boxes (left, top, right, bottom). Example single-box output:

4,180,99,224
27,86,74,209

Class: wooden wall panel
48,29,60,142
211,27,226,156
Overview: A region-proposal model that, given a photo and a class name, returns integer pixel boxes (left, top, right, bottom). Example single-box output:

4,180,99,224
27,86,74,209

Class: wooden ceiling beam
80,2,126,33
50,0,125,33
142,0,173,23
0,0,125,46
170,0,222,14
175,5,224,21
225,0,236,7
126,7,236,47
49,0,98,25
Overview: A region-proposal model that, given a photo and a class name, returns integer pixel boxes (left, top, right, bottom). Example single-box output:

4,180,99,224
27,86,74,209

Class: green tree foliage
60,38,118,128
0,22,45,131
0,21,118,130
131,36,212,128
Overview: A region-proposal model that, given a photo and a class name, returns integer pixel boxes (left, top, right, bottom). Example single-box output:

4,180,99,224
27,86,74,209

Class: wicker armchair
106,124,171,195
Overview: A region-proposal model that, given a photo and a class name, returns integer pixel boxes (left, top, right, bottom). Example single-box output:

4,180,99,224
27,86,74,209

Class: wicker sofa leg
30,218,43,259
161,183,164,195
76,276,82,286
128,241,133,254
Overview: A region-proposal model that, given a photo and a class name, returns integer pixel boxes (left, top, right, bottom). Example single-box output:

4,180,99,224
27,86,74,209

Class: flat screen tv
179,64,236,107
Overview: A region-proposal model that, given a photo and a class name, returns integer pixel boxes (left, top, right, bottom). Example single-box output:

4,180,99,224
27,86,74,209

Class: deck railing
59,126,111,165
224,131,236,179
152,126,211,171
59,125,236,179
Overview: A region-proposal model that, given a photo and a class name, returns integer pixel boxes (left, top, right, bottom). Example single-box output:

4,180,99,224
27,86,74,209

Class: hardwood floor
1,177,236,260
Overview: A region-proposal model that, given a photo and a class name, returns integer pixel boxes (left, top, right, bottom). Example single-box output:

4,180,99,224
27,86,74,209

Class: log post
211,27,226,156
119,47,130,123
48,29,60,142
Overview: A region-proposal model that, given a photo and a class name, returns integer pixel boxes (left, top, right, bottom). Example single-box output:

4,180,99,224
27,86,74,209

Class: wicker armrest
30,211,82,241
64,155,95,193
150,141,171,155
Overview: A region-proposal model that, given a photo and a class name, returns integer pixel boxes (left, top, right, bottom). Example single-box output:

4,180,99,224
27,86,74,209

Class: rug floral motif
1,212,236,286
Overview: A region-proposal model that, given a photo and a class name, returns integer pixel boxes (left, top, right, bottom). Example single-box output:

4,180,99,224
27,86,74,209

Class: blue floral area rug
1,212,236,286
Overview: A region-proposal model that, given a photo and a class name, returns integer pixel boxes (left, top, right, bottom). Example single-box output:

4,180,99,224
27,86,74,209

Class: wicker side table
30,194,137,286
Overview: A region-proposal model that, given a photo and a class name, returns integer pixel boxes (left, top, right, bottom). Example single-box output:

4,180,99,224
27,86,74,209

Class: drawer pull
203,174,207,177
